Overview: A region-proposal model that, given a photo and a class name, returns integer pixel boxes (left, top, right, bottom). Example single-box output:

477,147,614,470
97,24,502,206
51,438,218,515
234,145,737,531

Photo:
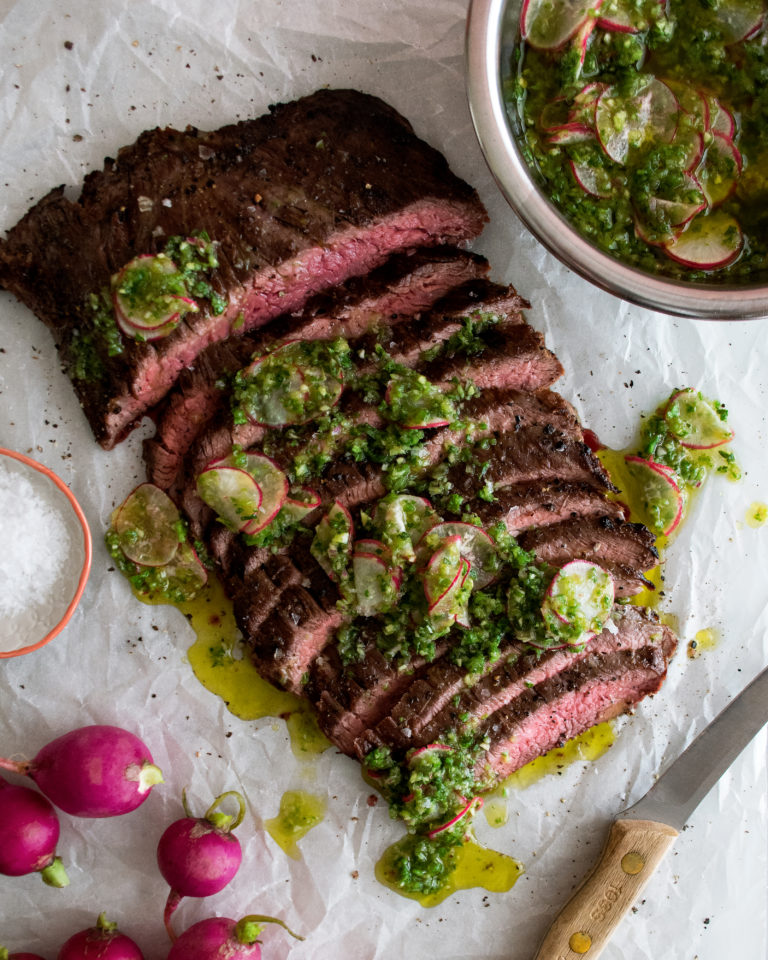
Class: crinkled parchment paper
1,1,766,957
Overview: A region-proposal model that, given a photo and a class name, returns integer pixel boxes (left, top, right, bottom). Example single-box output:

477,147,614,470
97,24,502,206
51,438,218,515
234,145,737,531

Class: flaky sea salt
0,458,80,651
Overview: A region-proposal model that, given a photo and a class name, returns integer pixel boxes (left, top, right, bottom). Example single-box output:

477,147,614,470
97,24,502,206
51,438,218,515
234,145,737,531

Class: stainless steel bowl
465,0,768,320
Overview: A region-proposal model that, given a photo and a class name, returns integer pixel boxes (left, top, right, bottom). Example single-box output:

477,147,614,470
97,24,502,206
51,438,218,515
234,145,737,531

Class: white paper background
1,1,767,957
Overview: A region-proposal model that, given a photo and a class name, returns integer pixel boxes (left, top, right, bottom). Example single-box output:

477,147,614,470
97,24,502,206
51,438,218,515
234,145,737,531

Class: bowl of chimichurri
466,0,768,318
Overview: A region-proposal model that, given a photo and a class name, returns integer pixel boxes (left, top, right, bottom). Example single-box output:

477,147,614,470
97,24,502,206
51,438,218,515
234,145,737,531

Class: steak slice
475,612,676,784
468,480,626,535
424,324,564,392
0,89,487,448
518,516,659,596
449,425,616,499
144,248,490,489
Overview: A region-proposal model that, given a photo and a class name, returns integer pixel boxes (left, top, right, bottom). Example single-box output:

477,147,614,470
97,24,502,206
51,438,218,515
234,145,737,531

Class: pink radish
0,950,47,960
0,777,68,887
0,725,163,818
57,914,144,960
158,790,246,942
427,796,483,840
166,915,304,960
407,744,455,768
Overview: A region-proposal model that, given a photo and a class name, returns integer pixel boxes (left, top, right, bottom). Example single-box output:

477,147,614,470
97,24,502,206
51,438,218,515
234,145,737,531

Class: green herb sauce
507,0,768,279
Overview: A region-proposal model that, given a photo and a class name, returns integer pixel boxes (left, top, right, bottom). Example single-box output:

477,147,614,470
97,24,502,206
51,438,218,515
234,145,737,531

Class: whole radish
57,913,144,960
0,776,69,887
0,725,163,818
166,915,304,960
157,790,245,941
1,948,47,960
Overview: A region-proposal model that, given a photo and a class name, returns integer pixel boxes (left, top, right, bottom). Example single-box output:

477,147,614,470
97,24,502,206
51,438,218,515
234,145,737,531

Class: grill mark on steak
0,89,487,448
144,249,492,489
475,626,676,783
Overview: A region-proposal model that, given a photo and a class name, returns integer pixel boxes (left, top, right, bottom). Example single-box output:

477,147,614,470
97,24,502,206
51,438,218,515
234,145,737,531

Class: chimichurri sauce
507,0,768,281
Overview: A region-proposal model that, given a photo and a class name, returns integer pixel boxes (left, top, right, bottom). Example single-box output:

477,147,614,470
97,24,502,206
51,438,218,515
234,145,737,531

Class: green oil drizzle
747,502,768,528
264,789,327,860
375,834,523,907
688,627,720,659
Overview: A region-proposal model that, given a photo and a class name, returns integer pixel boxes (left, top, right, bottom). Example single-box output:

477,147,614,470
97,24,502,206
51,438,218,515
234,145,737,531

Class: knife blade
534,663,768,960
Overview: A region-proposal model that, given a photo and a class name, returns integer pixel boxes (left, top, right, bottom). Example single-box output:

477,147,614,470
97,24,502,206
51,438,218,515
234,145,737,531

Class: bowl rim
0,448,92,659
465,0,768,320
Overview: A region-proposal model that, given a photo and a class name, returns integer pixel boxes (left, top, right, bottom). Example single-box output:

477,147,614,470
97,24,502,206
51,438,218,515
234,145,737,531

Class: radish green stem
41,856,70,888
131,762,164,794
96,913,119,933
234,915,305,944
204,790,246,832
164,890,183,943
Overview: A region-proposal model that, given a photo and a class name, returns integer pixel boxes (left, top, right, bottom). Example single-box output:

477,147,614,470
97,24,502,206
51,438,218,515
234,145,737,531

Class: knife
534,663,768,960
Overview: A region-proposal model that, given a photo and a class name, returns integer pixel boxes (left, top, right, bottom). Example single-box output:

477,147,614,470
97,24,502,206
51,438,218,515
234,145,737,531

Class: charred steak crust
0,89,488,448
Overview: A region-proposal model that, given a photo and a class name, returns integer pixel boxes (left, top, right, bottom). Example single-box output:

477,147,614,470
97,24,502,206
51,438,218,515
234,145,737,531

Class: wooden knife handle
533,818,678,960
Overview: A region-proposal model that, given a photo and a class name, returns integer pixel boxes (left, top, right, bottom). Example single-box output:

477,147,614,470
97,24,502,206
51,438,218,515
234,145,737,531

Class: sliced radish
418,521,498,590
546,122,595,146
572,16,597,67
353,538,392,563
423,536,463,606
376,494,439,564
311,501,354,581
160,541,209,598
673,127,705,173
114,483,183,567
663,209,743,269
429,557,472,625
697,133,742,208
407,744,455,767
711,0,764,42
241,341,343,427
634,213,681,248
427,796,483,840
281,488,322,523
663,388,734,449
595,78,678,165
113,302,181,343
112,255,197,334
383,371,455,429
707,98,735,139
569,155,615,198
596,0,658,30
624,455,684,536
644,178,707,229
542,560,615,639
455,561,473,629
665,80,709,131
238,452,289,533
521,0,603,49
196,466,263,533
568,82,607,126
353,552,398,617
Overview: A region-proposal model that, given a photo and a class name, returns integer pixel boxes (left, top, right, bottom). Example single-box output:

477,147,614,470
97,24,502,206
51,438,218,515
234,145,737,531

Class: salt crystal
0,459,83,653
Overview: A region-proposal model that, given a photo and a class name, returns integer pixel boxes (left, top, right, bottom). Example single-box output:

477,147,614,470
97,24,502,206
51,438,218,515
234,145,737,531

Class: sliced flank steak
144,248,492,489
475,608,676,784
0,89,487,448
